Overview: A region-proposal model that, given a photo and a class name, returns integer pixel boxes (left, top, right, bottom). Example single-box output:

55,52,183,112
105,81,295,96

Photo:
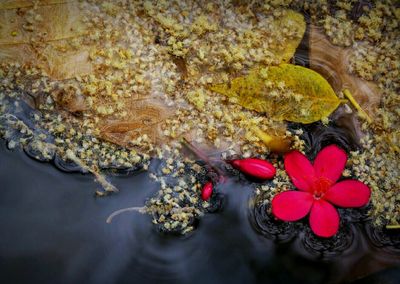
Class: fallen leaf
98,101,169,148
211,64,343,124
269,10,306,63
0,1,91,80
309,25,381,118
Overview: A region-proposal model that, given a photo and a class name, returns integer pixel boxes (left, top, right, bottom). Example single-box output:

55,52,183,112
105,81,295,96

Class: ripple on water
339,204,373,223
365,223,400,252
250,202,298,243
298,223,357,259
53,153,86,173
109,216,210,283
250,200,363,260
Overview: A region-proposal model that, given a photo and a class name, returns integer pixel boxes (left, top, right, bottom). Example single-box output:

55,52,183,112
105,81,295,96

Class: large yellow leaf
211,64,342,124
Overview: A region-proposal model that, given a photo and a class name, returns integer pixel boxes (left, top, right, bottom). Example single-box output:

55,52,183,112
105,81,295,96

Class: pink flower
271,145,371,238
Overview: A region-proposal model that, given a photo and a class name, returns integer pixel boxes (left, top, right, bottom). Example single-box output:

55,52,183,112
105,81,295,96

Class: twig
386,224,400,230
180,137,226,182
66,149,118,193
106,206,146,223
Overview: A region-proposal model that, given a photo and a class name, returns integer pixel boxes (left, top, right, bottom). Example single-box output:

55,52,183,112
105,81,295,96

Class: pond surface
1,3,399,282
0,141,399,284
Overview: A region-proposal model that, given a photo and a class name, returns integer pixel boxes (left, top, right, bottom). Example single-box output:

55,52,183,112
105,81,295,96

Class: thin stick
181,137,210,162
106,207,146,223
65,149,118,193
251,126,272,143
180,137,225,180
386,224,400,229
343,89,372,124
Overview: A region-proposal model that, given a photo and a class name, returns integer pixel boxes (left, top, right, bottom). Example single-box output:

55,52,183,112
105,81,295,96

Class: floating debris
228,158,276,181
201,181,213,201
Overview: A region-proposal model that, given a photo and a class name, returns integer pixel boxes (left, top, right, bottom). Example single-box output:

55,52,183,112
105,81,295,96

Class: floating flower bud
201,181,213,201
229,158,276,180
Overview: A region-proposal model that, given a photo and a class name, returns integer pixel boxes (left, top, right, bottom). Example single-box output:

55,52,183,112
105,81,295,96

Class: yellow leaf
211,64,343,124
270,10,306,63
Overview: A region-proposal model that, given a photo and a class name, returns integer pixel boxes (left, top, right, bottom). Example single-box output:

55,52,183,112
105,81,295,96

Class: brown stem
180,138,226,183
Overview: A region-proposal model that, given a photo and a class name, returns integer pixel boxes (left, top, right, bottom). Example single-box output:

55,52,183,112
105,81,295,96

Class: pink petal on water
272,191,314,221
324,180,371,208
313,145,347,183
309,199,340,238
284,150,316,192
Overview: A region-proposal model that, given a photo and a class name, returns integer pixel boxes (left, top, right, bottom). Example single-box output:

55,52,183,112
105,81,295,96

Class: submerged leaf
309,25,381,119
211,64,342,124
0,1,91,80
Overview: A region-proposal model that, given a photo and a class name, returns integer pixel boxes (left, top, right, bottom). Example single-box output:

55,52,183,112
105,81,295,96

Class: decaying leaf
211,64,343,124
309,25,381,118
0,0,92,80
99,102,169,148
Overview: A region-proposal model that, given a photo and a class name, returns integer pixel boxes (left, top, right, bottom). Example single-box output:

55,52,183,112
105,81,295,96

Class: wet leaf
270,10,306,63
211,64,342,124
309,25,381,119
0,1,91,80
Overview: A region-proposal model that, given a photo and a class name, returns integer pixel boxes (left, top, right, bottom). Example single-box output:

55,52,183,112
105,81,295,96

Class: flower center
312,177,333,200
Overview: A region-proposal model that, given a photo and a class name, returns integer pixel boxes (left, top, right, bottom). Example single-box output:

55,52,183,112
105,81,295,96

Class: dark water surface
0,140,399,284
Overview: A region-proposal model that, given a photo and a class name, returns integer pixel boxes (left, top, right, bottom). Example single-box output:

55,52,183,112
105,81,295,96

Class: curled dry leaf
99,102,169,148
309,25,381,119
211,64,343,124
0,1,169,147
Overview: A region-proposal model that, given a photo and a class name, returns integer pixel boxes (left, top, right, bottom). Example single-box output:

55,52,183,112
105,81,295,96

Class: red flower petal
284,150,316,192
309,199,340,238
313,145,347,183
272,191,314,221
324,180,371,208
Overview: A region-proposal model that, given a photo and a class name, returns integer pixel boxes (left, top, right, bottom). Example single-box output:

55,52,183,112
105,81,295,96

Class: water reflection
0,141,399,283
